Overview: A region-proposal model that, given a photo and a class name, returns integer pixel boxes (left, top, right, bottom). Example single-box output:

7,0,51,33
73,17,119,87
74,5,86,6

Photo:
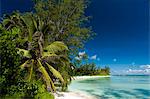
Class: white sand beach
54,75,110,99
72,75,110,80
54,91,96,99
54,92,96,99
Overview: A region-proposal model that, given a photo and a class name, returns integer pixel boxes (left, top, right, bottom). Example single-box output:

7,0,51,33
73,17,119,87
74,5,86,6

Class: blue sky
83,0,149,74
0,0,149,74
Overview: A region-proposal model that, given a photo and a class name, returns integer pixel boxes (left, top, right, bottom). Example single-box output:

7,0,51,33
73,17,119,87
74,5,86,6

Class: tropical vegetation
73,63,110,76
0,0,109,98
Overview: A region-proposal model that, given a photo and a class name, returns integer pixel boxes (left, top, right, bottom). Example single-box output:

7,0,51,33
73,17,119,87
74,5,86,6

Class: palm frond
17,48,31,58
42,52,57,58
42,52,58,63
2,19,11,26
37,59,56,92
45,62,65,84
20,60,29,69
21,14,35,42
38,17,44,31
45,41,68,53
32,16,38,30
59,55,70,63
27,59,34,82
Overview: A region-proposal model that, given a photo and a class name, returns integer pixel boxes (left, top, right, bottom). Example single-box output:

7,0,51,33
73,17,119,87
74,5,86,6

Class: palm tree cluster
0,0,94,98
2,12,72,92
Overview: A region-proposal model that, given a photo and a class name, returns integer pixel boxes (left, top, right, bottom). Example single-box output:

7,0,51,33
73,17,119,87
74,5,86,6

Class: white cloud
127,69,144,73
79,51,85,56
113,58,117,62
75,51,86,60
140,65,150,69
75,56,81,60
97,58,100,61
90,55,97,60
126,65,150,75
110,64,150,75
145,69,150,73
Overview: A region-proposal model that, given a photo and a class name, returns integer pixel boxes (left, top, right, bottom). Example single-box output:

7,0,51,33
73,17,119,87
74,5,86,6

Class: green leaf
45,41,68,53
42,52,57,58
2,19,11,26
17,48,31,58
20,60,29,69
27,59,34,82
45,62,65,84
21,14,35,42
37,59,56,92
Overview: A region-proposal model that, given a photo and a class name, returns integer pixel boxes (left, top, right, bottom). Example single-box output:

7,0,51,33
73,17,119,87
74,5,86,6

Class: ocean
68,75,150,99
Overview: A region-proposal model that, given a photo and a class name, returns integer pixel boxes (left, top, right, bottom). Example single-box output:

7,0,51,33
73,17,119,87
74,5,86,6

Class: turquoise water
68,76,150,99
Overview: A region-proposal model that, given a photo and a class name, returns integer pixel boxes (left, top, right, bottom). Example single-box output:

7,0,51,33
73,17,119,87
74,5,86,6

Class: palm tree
2,12,72,92
18,41,68,92
2,11,23,30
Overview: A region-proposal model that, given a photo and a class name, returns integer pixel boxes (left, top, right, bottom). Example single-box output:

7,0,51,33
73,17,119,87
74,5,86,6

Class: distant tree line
72,52,110,76
72,63,110,76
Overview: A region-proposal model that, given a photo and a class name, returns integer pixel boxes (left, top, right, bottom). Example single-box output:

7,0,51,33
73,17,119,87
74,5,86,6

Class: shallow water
68,75,150,99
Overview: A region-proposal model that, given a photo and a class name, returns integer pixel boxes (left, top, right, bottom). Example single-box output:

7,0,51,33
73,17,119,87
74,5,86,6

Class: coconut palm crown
2,12,71,92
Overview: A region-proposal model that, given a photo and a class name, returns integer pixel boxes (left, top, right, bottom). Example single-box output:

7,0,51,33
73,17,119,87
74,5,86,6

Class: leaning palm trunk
30,31,44,59
18,39,69,92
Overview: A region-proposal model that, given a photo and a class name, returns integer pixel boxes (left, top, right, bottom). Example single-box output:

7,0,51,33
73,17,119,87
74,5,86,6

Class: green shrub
0,27,54,99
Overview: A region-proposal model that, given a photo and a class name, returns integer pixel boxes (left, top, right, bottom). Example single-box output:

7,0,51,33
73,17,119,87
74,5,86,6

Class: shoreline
72,75,110,80
54,91,97,99
54,75,110,99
